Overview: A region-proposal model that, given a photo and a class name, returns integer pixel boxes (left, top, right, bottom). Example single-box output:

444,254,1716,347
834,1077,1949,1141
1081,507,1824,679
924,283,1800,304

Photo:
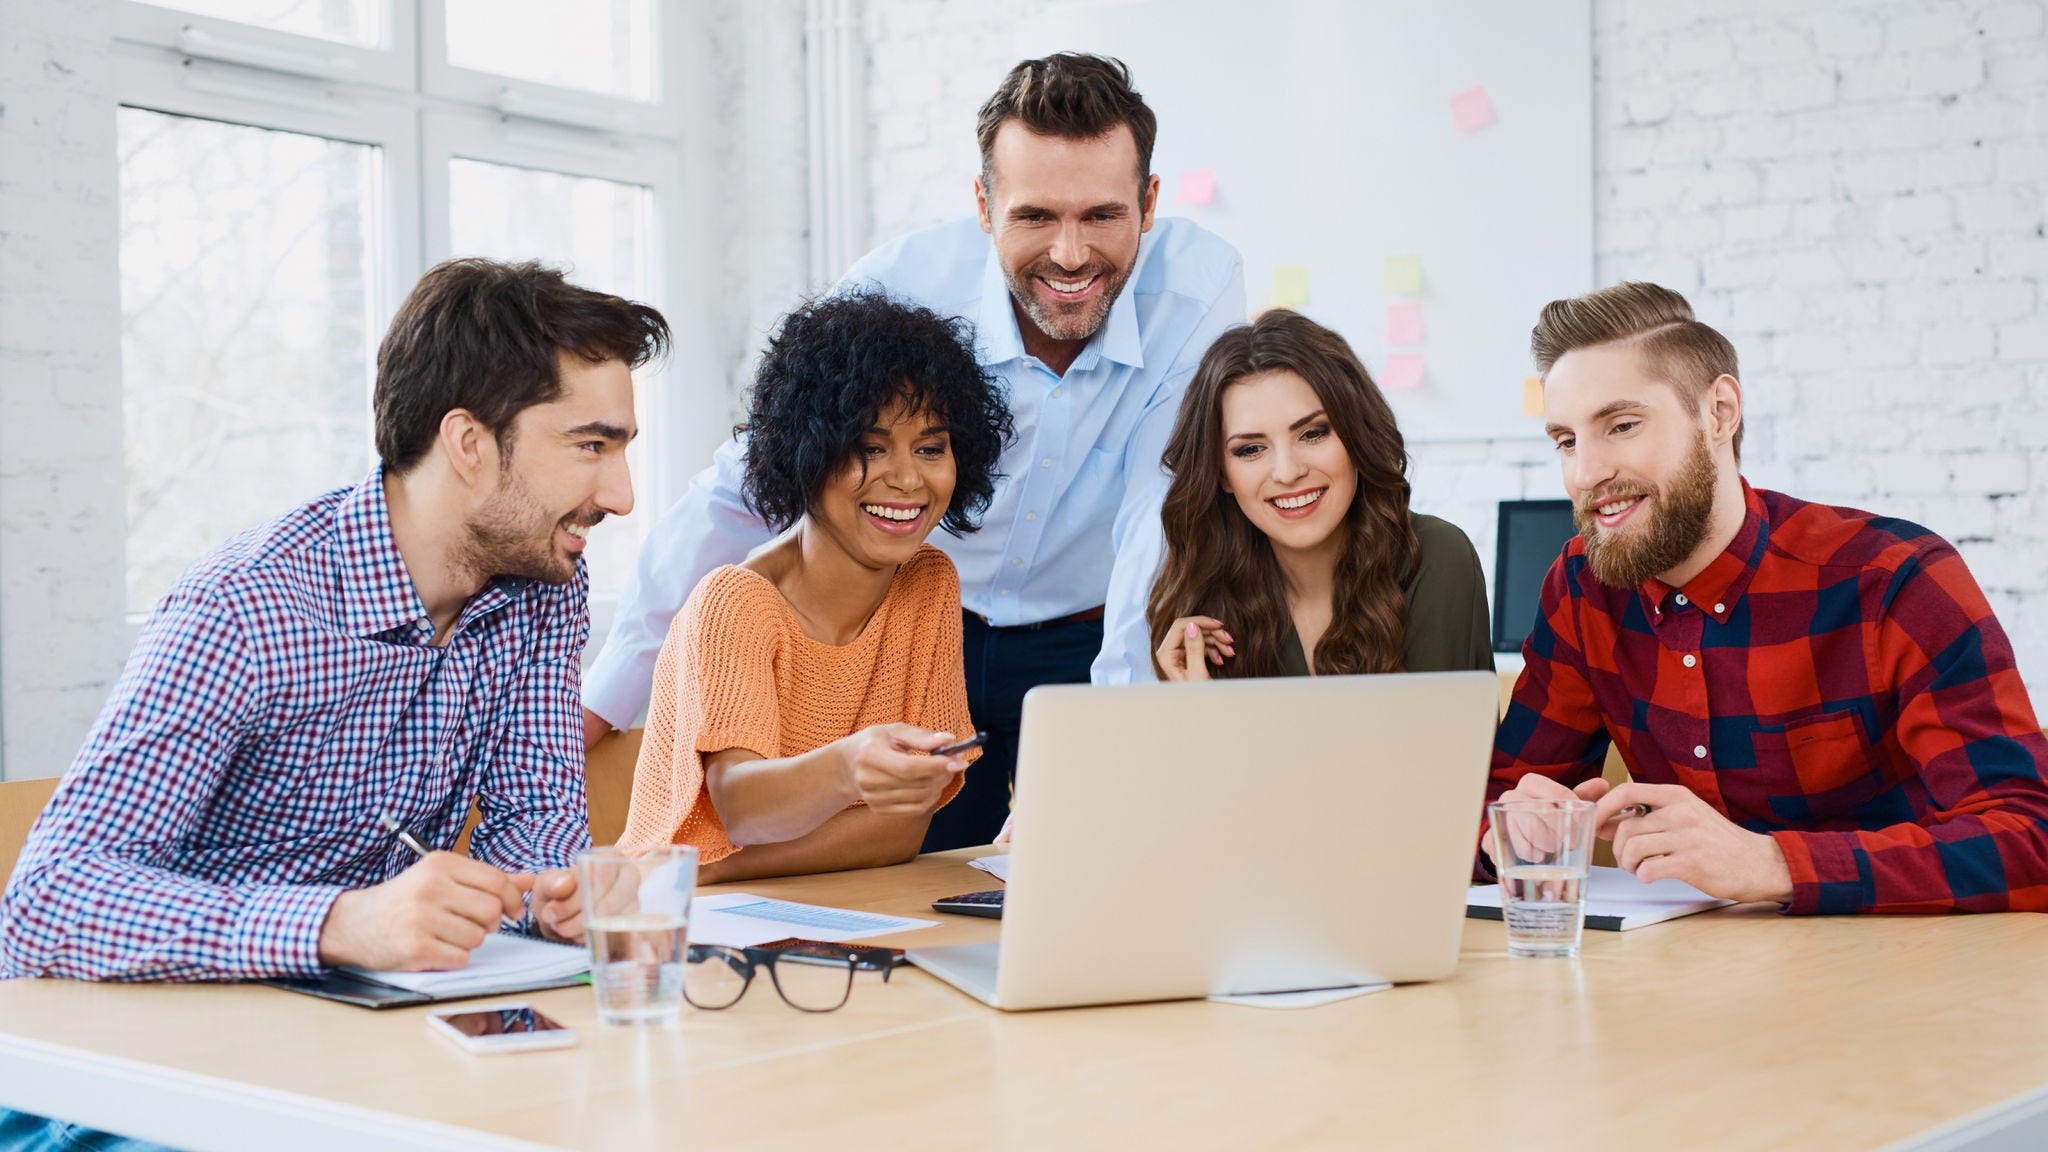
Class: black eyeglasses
682,942,896,1012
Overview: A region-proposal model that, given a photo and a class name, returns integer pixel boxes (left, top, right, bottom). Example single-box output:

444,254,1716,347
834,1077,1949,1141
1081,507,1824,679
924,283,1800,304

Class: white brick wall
857,0,2048,697
0,0,129,780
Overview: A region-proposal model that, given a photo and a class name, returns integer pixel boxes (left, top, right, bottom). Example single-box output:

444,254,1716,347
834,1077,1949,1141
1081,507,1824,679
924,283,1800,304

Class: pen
932,731,989,758
1615,804,1653,819
379,810,522,931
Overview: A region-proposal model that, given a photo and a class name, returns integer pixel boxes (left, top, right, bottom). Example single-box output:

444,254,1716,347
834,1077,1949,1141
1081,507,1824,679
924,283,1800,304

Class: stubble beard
1004,256,1133,343
463,463,594,587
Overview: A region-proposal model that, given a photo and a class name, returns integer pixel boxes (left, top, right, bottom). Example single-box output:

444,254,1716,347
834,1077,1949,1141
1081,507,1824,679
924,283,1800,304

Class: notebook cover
260,971,588,1009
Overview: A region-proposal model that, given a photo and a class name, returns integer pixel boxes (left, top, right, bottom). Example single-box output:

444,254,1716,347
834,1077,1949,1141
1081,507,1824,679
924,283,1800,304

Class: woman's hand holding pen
1157,617,1233,681
1594,783,1795,905
315,852,530,971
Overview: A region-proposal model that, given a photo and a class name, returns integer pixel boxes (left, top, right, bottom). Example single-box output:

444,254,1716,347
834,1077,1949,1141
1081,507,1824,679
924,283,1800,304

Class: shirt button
1714,603,1726,614
1675,594,1689,606
1051,388,1063,398
1683,654,1697,668
1041,458,1052,468
1693,745,1708,759
1011,558,1022,566
1000,589,1011,596
1026,512,1039,521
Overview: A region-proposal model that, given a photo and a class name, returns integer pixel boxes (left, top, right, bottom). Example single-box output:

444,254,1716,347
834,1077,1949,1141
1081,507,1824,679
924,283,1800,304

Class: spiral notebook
263,932,591,1009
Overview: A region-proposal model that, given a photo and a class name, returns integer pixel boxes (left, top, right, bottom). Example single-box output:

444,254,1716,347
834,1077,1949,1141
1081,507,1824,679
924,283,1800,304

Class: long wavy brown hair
1148,310,1419,678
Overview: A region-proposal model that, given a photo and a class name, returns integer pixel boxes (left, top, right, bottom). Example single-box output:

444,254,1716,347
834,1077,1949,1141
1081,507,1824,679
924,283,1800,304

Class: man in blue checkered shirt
0,258,669,987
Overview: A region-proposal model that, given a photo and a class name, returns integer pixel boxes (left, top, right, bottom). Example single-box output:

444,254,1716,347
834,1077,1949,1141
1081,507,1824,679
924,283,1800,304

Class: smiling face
1218,370,1360,562
1543,341,1727,589
809,396,957,572
977,121,1157,346
464,351,637,585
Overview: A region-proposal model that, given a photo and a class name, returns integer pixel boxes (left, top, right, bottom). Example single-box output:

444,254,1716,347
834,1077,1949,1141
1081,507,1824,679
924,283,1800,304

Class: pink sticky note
1450,86,1495,133
1385,302,1426,345
1174,169,1217,206
1382,353,1426,391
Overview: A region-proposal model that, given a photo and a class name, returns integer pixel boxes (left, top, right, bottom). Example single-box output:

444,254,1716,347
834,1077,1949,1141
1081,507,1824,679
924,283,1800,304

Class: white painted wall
854,0,2048,696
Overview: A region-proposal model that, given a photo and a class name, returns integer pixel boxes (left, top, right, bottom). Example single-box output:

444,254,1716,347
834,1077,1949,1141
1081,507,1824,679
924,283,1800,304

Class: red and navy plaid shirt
1492,481,2048,914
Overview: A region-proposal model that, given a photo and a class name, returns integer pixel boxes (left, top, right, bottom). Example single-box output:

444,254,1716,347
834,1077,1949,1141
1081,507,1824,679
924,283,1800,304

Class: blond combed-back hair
1530,281,1743,459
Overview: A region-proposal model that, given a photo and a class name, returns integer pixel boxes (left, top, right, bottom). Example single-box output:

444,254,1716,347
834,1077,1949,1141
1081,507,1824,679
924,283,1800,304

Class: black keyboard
931,889,1005,918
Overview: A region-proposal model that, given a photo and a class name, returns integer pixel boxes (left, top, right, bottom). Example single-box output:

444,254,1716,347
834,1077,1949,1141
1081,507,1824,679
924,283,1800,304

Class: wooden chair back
0,777,62,891
451,727,644,856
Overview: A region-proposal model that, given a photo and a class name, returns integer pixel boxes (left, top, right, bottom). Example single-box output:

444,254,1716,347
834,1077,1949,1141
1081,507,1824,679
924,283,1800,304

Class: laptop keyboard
932,889,1005,918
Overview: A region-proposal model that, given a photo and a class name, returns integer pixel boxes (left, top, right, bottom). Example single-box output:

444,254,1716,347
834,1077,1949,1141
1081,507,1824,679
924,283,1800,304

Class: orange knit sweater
618,545,975,862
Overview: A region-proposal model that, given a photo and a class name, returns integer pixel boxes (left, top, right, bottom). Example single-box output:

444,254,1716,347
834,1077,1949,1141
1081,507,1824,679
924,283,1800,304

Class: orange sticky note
1174,169,1217,206
1382,353,1425,391
1385,302,1425,345
1522,375,1543,417
1450,85,1495,133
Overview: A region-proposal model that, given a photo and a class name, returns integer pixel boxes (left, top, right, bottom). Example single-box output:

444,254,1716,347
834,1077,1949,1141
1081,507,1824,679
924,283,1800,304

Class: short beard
1003,255,1133,343
1575,429,1717,590
462,458,589,587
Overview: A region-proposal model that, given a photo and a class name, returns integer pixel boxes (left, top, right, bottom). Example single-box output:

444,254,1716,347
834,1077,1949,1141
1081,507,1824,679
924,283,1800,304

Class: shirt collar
1642,479,1770,624
334,465,529,641
971,238,1147,372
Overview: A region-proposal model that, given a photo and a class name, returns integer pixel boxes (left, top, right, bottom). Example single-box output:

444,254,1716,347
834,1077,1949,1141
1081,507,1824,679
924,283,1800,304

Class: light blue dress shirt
583,216,1245,726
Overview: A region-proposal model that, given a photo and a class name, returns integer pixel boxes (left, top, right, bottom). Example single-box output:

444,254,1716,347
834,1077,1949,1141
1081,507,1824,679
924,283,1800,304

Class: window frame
110,0,710,639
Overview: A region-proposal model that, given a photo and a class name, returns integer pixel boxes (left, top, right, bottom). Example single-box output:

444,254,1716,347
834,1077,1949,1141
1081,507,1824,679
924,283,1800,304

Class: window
113,0,698,614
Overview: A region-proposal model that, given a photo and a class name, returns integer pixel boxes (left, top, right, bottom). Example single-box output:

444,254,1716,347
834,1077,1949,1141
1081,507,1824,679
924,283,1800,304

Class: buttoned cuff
237,884,347,977
1772,830,1867,915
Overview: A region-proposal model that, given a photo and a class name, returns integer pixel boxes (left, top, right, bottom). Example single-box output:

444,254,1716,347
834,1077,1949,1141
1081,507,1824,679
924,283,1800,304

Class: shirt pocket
1749,711,1871,797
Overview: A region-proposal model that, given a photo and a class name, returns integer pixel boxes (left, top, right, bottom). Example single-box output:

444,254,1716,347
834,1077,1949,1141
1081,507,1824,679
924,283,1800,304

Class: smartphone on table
428,1003,578,1055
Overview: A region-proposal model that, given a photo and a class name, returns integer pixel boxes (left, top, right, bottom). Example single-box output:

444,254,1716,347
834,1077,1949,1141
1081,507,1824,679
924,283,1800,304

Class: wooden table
1,848,2045,1151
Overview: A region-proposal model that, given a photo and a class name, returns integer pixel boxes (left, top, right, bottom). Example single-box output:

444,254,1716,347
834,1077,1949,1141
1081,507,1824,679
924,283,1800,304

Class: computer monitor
1492,499,1578,653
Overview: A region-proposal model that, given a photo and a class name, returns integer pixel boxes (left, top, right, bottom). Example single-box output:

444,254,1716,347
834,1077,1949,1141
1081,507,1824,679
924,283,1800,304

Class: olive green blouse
1274,513,1496,676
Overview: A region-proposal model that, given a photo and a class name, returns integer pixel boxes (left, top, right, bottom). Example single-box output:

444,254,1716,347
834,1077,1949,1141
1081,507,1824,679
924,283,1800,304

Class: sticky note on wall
1385,302,1425,345
1450,86,1496,133
1269,265,1310,309
1522,375,1543,417
1174,169,1217,206
1381,256,1423,295
1382,353,1425,391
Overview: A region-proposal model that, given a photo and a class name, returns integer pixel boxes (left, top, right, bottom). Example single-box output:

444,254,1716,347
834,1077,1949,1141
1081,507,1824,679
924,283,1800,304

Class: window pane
447,158,658,601
139,0,381,45
119,108,378,613
444,0,654,101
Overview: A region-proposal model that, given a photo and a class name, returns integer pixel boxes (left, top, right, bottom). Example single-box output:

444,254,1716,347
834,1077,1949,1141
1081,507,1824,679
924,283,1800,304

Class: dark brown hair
976,52,1156,193
1530,281,1743,459
1148,310,1420,679
374,258,671,472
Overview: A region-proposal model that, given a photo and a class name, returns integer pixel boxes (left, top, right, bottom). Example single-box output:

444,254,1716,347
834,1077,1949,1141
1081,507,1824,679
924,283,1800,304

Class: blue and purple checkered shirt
0,468,591,981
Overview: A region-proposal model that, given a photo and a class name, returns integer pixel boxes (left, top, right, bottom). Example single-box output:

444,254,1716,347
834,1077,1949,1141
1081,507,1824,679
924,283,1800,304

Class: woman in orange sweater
620,292,1013,882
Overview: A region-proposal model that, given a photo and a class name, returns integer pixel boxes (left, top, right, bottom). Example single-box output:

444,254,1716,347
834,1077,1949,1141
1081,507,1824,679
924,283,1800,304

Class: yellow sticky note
1269,265,1310,310
1381,256,1423,296
1521,375,1543,417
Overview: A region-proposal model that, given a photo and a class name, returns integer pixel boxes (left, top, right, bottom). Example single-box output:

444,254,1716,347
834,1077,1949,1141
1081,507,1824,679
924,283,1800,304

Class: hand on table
1595,783,1793,905
1156,617,1233,681
1479,773,1611,869
317,851,529,971
994,812,1016,846
529,868,585,944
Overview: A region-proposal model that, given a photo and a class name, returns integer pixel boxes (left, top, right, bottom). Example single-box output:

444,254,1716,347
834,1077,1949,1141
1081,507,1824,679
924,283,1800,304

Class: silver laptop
908,671,1498,1011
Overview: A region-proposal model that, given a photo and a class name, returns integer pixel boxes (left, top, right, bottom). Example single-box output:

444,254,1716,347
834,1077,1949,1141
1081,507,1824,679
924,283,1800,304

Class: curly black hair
739,291,1014,535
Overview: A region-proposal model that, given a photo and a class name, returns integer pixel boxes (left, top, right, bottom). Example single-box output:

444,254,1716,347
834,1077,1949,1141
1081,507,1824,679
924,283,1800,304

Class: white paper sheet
688,893,940,948
969,854,1010,882
1466,865,1734,930
1208,984,1391,1009
339,932,590,997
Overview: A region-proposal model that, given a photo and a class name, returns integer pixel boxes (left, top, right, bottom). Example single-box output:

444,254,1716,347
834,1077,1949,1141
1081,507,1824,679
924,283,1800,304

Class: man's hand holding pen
1594,782,1795,906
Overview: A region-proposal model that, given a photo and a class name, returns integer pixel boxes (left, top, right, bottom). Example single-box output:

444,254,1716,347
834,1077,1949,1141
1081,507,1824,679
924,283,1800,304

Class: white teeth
1597,497,1642,517
1044,276,1095,293
862,504,921,522
562,523,590,539
1272,489,1324,510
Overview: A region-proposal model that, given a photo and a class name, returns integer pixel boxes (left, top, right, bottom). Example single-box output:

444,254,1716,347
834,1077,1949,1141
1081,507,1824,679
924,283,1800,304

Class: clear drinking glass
1488,798,1597,958
575,845,698,1025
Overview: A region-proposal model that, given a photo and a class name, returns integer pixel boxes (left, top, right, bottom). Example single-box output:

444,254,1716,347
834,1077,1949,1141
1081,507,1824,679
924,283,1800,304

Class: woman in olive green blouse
1148,309,1493,680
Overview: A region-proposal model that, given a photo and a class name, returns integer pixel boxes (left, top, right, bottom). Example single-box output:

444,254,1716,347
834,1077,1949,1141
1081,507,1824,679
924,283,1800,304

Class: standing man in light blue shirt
583,53,1244,850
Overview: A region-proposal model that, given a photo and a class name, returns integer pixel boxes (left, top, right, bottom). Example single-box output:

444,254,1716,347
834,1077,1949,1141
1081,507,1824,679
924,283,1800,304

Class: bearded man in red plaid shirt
1487,282,2048,914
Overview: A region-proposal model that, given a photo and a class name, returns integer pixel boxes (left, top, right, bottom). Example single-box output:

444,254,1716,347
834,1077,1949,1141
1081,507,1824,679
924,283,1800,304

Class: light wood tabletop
1,847,2046,1151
